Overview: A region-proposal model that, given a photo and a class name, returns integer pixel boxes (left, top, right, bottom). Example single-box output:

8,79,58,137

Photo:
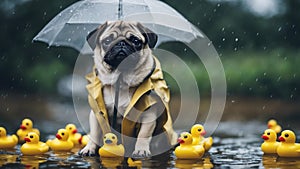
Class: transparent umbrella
33,0,204,54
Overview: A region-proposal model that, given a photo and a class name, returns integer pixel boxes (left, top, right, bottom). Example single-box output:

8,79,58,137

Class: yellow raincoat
85,57,177,154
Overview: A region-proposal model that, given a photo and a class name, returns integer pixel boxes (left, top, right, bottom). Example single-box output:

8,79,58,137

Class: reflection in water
175,155,213,169
0,154,18,167
21,155,47,169
262,154,300,169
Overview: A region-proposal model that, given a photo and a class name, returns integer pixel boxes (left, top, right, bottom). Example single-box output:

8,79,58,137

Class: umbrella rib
118,0,123,20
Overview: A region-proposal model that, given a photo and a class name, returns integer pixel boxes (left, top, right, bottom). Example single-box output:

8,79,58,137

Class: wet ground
1,121,300,169
1,94,300,168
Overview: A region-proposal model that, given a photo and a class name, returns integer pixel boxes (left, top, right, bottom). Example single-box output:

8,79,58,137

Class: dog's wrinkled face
87,21,157,71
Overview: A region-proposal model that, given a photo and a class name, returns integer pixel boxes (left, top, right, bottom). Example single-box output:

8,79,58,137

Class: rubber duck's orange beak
278,136,285,142
72,129,77,134
24,137,31,142
177,138,184,144
201,130,206,136
78,136,83,144
261,135,269,140
267,124,272,128
20,125,27,130
56,134,62,140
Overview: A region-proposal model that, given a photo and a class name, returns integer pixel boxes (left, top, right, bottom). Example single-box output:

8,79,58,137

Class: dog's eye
130,36,142,47
103,35,113,46
112,136,115,139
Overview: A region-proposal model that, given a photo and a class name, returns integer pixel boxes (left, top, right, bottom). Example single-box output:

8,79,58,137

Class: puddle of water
1,127,300,169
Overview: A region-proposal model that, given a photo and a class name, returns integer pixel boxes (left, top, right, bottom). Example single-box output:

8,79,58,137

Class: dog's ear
137,22,158,48
87,22,108,50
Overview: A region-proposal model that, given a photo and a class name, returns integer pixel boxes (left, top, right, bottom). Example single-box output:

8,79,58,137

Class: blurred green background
0,0,299,131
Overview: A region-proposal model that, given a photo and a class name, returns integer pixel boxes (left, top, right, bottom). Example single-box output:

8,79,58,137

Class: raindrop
277,76,281,82
217,3,221,7
249,87,252,91
231,32,235,35
263,72,267,76
68,38,72,42
222,38,226,41
6,107,9,112
235,38,239,42
231,100,235,103
234,47,238,51
294,87,297,91
255,78,259,82
284,57,287,61
208,42,212,46
256,32,260,36
190,1,193,5
290,94,293,98
59,5,63,9
270,95,273,98
70,10,73,13
183,48,187,52
35,80,38,83
43,12,47,16
213,9,217,13
240,82,243,86
262,106,265,110
278,27,282,32
293,74,296,78
263,46,267,50
57,54,61,58
221,27,225,31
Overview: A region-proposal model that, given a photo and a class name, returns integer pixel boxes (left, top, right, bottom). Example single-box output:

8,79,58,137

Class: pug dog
79,21,177,158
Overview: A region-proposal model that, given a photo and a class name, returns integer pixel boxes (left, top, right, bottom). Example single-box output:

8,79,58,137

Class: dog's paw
78,143,98,156
132,149,151,159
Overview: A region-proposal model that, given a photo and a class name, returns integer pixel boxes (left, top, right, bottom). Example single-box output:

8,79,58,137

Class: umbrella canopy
33,0,204,54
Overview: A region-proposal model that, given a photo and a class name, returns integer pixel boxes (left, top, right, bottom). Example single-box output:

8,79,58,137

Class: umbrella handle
118,0,123,20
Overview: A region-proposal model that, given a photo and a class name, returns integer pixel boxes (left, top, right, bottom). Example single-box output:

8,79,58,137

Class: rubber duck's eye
198,129,202,132
30,135,33,138
26,123,29,126
112,136,115,140
69,127,72,130
285,134,289,137
62,133,64,135
267,132,270,135
183,135,188,139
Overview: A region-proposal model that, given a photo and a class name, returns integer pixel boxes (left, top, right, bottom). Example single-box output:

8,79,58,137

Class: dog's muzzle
103,40,138,71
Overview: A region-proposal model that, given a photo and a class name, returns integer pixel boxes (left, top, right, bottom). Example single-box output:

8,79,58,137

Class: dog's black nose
116,40,126,48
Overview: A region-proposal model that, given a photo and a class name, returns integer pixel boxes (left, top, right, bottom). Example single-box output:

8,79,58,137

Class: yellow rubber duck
98,133,125,157
191,124,213,151
267,119,282,134
0,127,18,149
17,118,40,142
65,124,82,145
261,129,280,154
174,132,205,159
20,132,49,155
46,129,74,151
277,130,300,157
78,134,89,147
